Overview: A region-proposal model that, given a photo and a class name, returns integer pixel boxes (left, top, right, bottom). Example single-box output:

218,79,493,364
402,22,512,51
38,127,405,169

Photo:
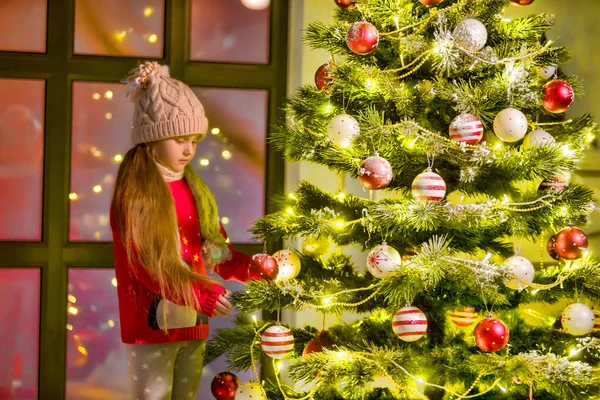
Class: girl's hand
212,294,232,317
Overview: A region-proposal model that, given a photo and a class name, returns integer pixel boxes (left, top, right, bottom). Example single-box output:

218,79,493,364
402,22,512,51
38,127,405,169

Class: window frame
0,0,288,398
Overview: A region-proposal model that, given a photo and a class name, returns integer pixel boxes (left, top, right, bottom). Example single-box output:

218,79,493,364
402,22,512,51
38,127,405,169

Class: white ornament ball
367,244,401,279
539,65,556,80
493,108,528,142
240,0,270,11
327,114,360,148
523,129,555,148
236,382,267,400
411,169,446,201
453,18,488,52
392,306,428,342
274,249,301,280
449,113,484,145
261,325,295,359
561,303,595,336
503,255,535,291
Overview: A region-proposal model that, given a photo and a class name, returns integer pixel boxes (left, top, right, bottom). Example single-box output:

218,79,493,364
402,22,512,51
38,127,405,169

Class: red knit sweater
111,178,253,344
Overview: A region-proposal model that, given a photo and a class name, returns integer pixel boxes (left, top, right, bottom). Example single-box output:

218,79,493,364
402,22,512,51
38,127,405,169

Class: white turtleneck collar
154,160,184,182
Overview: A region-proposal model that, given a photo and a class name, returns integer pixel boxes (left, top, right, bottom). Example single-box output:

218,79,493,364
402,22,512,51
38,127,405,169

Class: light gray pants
126,340,206,400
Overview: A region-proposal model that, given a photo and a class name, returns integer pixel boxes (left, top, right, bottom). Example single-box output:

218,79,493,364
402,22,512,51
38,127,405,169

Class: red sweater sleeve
214,224,262,282
111,212,225,317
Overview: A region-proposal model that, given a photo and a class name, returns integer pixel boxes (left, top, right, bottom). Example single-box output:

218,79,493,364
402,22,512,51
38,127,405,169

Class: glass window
0,268,40,400
0,0,47,53
70,82,132,242
0,79,45,241
65,269,128,399
189,0,269,64
191,88,268,243
74,0,164,57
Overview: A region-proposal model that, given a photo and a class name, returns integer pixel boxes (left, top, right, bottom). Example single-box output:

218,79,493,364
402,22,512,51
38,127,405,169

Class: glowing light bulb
569,348,580,357
107,319,115,328
69,192,78,200
148,34,158,43
115,30,127,42
323,296,333,305
105,112,112,120
104,90,113,99
222,150,232,160
252,315,258,325
111,277,117,287
221,216,230,225
336,193,346,201
288,193,296,200
114,154,123,162
93,185,102,193
211,128,220,135
68,306,78,315
498,384,507,392
286,207,294,215
199,158,210,166
143,7,154,17
92,93,101,100
240,0,270,11
66,324,73,331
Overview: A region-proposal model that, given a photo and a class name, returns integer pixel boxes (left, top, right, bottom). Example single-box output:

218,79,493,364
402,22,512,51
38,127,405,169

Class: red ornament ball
249,253,279,281
315,63,334,90
334,0,356,9
211,371,240,400
418,0,444,5
359,154,393,190
345,21,379,55
553,226,588,260
449,113,483,145
303,330,336,356
542,79,574,113
547,235,560,261
474,316,509,352
509,0,534,5
448,307,477,327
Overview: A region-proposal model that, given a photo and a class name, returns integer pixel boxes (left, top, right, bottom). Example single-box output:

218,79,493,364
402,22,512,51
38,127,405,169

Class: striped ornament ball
448,307,477,327
392,306,428,342
594,309,600,331
449,113,483,145
261,325,295,359
411,169,446,201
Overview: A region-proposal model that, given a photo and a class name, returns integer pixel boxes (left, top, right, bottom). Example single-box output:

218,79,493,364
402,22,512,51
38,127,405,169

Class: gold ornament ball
302,236,330,256
273,249,302,280
509,0,534,6
418,0,444,5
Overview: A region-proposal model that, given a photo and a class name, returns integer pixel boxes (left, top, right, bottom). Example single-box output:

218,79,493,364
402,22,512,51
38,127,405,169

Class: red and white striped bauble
449,113,483,145
392,306,428,342
593,309,600,331
367,244,401,279
261,325,295,359
448,307,477,327
411,169,446,201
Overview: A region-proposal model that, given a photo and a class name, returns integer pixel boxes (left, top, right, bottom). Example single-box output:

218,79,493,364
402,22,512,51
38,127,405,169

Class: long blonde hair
111,144,215,309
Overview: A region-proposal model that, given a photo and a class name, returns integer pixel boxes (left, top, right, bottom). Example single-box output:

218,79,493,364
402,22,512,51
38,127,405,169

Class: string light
111,277,117,287
323,296,333,305
569,348,580,357
114,154,123,162
91,147,102,157
288,193,297,200
66,324,73,331
68,295,77,303
114,30,127,42
498,385,507,392
143,6,154,17
69,192,78,200
92,93,101,100
107,319,115,328
78,346,88,356
222,150,232,160
105,112,112,120
68,306,78,315
286,207,295,215
221,216,230,225
148,34,158,43
336,192,346,201
561,144,575,157
251,315,258,325
199,158,210,166
93,185,102,193
211,128,220,135
104,90,113,99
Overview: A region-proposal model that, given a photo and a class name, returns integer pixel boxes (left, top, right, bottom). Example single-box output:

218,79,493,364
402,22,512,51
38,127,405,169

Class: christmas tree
206,1,600,399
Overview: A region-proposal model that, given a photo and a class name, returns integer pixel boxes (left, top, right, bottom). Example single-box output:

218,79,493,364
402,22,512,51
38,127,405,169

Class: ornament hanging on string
493,108,528,142
449,113,483,145
453,18,488,52
538,176,568,194
503,255,535,291
236,382,267,400
509,0,535,5
561,303,595,336
346,21,379,55
334,0,356,9
327,114,360,148
392,306,428,342
411,168,446,201
367,243,401,279
211,371,240,400
539,65,556,80
547,226,588,260
315,63,334,90
303,330,336,356
302,236,330,256
523,129,555,148
448,307,478,327
474,314,509,352
261,325,295,359
249,253,279,281
418,0,444,6
273,249,301,280
542,79,574,113
359,154,393,190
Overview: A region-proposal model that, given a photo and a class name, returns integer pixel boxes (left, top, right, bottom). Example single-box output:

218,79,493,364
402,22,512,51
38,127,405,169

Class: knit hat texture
126,61,208,145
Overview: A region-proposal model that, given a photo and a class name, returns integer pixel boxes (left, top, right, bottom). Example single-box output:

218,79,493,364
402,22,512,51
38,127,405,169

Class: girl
110,61,258,400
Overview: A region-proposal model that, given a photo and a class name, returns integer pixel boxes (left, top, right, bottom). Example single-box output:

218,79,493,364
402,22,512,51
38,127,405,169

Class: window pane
0,79,45,241
191,88,267,243
74,0,164,57
65,270,253,400
70,82,133,242
0,268,40,400
0,0,47,53
66,269,128,400
190,0,269,64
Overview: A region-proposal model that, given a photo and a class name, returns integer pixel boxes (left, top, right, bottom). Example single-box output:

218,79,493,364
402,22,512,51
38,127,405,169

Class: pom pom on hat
126,61,171,102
